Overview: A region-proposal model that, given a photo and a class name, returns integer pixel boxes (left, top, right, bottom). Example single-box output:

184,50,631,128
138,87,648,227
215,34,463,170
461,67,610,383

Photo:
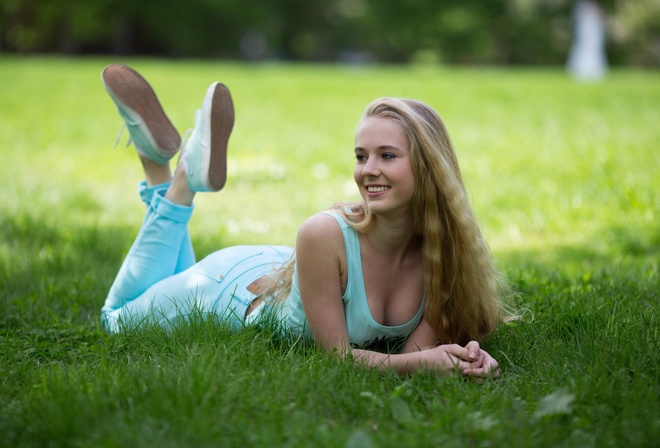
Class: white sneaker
101,64,180,165
180,82,234,192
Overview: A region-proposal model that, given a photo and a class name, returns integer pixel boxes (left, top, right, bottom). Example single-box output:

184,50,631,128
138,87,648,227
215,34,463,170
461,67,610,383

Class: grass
0,56,659,447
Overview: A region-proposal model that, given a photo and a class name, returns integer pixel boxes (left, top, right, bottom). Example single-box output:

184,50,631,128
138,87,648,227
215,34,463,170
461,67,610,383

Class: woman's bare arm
295,214,499,379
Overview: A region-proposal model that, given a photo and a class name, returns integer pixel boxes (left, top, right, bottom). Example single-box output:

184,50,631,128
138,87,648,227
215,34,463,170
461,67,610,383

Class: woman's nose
362,158,380,177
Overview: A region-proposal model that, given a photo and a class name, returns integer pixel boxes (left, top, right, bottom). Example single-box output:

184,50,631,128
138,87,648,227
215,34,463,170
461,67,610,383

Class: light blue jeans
101,181,293,333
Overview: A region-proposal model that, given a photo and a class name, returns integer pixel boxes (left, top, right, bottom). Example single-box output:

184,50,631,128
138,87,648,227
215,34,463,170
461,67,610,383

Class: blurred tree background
1,0,658,66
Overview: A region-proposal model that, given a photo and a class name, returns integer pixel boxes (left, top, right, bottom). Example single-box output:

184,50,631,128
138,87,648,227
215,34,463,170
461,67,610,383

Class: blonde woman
101,64,507,380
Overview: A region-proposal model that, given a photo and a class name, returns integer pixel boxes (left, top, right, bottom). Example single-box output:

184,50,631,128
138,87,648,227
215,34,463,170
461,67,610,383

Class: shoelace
176,128,194,168
113,124,133,149
176,109,201,167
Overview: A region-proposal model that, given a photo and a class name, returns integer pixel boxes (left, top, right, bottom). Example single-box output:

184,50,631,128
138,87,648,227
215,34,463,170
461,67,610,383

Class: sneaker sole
208,83,234,191
101,64,181,155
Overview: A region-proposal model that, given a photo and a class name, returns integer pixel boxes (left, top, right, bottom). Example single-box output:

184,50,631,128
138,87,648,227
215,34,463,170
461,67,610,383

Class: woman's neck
363,214,422,258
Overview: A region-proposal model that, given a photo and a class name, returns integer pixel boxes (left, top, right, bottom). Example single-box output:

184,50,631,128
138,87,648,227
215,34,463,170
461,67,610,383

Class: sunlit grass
1,57,658,447
2,58,657,261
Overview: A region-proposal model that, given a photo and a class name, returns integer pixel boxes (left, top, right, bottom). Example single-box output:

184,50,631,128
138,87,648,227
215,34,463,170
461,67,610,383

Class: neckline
350,228,425,330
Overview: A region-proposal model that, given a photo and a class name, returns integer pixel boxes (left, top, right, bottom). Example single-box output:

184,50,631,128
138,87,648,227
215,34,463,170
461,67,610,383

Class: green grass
1,56,659,447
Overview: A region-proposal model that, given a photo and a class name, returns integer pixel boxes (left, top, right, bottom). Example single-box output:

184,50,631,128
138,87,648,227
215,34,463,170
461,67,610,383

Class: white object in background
567,0,608,81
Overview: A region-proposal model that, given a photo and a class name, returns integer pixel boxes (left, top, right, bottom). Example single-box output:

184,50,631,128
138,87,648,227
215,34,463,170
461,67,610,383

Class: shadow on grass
1,210,130,330
0,192,233,334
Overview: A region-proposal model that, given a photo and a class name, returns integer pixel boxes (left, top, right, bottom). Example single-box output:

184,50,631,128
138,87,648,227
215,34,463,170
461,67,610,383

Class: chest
358,250,425,327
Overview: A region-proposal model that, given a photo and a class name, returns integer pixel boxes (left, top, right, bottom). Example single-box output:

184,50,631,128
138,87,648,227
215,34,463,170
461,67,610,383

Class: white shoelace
113,124,133,149
176,128,193,170
176,108,201,168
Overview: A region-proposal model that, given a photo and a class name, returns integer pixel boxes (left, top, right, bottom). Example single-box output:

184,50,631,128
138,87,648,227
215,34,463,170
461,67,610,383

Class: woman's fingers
463,364,499,375
463,355,500,380
444,343,474,363
437,344,500,380
440,350,476,372
464,341,481,361
446,341,481,362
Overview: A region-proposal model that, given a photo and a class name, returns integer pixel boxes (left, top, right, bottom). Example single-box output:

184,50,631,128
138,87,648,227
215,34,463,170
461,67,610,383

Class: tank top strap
320,211,363,279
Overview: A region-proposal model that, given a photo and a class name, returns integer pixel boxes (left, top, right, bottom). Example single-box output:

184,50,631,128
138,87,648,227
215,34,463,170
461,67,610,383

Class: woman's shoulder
297,212,344,242
295,212,348,276
297,205,366,255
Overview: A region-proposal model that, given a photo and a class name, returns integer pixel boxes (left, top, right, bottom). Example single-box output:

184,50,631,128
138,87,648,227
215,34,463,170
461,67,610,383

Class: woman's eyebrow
354,145,403,152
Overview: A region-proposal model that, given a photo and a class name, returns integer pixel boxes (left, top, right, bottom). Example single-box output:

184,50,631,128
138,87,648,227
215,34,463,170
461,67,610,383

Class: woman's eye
382,153,395,160
355,154,366,162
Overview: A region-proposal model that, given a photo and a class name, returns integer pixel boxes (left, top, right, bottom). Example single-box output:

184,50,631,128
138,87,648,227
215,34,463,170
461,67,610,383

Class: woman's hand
418,341,499,380
401,318,499,380
417,344,474,375
458,341,500,381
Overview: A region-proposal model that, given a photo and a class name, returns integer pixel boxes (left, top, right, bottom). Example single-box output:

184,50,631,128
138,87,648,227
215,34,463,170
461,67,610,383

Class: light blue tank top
278,211,425,348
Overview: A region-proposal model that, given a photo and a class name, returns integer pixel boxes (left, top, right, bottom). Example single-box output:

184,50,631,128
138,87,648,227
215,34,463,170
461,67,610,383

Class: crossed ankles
101,64,234,193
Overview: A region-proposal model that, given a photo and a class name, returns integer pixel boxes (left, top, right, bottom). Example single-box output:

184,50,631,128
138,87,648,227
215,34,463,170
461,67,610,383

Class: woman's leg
138,177,196,274
100,65,235,331
103,188,194,315
103,245,293,334
102,166,231,334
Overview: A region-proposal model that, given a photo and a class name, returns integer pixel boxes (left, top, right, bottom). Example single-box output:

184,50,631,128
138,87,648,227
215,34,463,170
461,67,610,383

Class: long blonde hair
267,97,509,344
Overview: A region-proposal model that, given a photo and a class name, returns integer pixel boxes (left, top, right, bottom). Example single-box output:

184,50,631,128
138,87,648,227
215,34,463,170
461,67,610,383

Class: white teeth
367,186,390,193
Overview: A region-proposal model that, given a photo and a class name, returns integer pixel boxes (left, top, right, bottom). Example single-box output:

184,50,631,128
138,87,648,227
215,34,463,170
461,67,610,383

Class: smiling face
353,117,416,218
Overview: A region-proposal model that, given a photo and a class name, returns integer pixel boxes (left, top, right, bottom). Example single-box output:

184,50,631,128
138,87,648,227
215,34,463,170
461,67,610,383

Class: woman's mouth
366,186,391,194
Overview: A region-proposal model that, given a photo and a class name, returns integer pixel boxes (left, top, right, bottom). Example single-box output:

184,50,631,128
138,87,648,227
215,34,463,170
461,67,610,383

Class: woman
100,64,506,380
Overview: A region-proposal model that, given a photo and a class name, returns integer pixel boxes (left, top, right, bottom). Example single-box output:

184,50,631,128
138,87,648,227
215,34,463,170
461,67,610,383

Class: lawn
1,57,658,447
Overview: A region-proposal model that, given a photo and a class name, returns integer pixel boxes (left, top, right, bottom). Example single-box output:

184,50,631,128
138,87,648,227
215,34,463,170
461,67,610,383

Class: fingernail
469,351,477,359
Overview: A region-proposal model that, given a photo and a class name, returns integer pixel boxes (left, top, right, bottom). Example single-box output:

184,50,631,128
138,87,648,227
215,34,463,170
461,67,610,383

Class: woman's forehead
355,117,408,150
